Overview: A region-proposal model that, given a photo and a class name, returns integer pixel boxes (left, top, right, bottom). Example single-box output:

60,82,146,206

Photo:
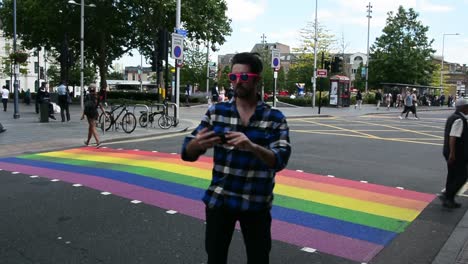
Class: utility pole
175,0,181,121
13,0,20,119
312,0,318,108
261,33,267,101
365,2,372,94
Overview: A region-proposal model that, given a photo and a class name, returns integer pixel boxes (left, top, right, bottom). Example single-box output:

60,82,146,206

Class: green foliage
369,6,435,87
108,71,124,80
0,0,232,90
354,63,365,91
217,65,231,90
180,42,207,91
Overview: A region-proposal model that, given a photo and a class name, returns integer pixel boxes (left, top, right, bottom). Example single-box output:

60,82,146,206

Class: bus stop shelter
381,83,443,96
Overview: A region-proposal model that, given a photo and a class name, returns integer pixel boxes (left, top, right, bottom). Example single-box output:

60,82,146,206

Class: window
132,73,136,81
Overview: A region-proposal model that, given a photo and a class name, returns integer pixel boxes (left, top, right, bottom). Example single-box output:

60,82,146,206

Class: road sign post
171,33,184,61
271,49,280,107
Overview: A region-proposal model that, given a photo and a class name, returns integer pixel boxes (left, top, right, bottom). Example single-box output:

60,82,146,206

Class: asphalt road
1,110,465,264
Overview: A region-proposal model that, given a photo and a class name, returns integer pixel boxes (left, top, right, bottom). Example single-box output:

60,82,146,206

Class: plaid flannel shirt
181,100,291,211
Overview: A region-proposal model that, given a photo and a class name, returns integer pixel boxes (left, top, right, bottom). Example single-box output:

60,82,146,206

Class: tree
354,63,365,91
288,22,336,93
217,65,231,91
180,42,207,89
0,0,232,91
368,6,435,87
108,71,124,80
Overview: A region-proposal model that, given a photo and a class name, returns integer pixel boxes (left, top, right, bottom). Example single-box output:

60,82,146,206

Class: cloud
226,0,267,22
239,27,254,33
419,0,454,12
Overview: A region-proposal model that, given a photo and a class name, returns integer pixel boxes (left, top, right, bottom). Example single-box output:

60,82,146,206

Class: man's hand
191,127,220,152
448,153,456,166
224,131,255,151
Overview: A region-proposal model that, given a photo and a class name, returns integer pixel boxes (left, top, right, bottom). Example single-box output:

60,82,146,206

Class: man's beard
234,84,256,99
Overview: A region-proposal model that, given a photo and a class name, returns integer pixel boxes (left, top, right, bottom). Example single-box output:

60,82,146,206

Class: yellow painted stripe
38,150,418,221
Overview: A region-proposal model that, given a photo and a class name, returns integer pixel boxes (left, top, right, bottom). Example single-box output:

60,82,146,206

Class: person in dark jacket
440,98,468,208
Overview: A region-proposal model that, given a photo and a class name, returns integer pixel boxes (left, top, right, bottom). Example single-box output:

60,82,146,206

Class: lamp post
312,0,318,108
440,33,460,89
13,0,19,119
68,0,95,111
365,2,372,95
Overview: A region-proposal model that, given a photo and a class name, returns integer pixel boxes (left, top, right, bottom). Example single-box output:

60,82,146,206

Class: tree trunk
98,33,107,89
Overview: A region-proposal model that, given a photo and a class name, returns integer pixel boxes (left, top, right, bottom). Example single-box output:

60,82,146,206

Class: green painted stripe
21,154,409,232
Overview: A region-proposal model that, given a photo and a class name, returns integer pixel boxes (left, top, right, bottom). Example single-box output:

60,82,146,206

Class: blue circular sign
174,46,182,58
273,58,279,67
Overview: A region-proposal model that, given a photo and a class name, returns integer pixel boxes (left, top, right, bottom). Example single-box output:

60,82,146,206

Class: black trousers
205,207,271,264
58,96,70,122
445,162,468,201
2,98,7,111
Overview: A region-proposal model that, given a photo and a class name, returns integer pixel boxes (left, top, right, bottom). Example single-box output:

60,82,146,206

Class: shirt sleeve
450,119,464,137
181,108,213,161
269,115,292,172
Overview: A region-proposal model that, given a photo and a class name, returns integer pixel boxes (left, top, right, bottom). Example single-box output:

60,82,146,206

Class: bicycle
98,104,136,133
139,100,178,129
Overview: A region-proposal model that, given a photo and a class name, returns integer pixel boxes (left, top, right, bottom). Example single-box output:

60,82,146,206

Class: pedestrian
354,90,362,109
57,81,70,122
396,93,402,108
226,85,234,101
448,95,454,107
375,90,382,110
36,82,46,114
211,82,219,104
81,84,105,147
98,84,108,108
440,94,446,107
440,98,468,208
181,52,292,264
218,86,225,102
399,90,419,119
1,85,9,112
185,83,191,105
24,88,31,105
385,93,392,110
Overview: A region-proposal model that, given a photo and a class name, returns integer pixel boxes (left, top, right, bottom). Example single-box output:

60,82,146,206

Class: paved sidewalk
1,100,464,263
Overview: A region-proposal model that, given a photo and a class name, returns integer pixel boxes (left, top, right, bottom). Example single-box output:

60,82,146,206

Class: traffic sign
271,49,280,69
317,69,327,78
171,33,184,60
175,28,188,37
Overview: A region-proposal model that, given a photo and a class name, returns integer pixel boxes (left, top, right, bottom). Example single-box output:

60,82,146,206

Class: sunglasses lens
240,74,249,81
229,74,237,81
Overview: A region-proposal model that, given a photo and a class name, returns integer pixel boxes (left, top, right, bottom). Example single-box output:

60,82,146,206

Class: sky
114,0,468,68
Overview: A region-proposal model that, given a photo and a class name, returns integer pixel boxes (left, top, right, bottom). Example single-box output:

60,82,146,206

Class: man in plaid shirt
182,52,291,264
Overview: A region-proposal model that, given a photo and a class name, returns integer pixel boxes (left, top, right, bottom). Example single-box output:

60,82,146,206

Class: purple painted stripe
0,161,382,262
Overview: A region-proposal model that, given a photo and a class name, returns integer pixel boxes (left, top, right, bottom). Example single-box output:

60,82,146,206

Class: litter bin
40,101,49,122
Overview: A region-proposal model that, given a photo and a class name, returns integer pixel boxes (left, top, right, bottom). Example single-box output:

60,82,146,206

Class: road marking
349,119,443,139
103,131,191,145
30,175,39,178
297,119,379,139
101,192,111,195
11,171,19,174
360,181,368,183
166,210,178,214
73,184,82,187
131,200,142,204
327,175,335,178
296,170,304,172
396,187,405,190
301,247,317,253
51,179,60,182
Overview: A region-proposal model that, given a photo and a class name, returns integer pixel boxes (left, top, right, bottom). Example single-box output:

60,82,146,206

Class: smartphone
214,131,227,144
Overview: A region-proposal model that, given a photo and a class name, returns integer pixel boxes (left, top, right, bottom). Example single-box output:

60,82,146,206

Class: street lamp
312,0,318,108
13,0,19,119
440,33,460,89
365,2,372,95
68,0,95,111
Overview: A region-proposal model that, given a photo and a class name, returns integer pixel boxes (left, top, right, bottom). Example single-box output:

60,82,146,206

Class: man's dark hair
231,52,263,74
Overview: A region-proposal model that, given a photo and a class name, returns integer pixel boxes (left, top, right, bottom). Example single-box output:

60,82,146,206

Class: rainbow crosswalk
0,147,435,262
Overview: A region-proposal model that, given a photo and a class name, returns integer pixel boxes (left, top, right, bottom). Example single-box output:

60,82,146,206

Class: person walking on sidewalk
1,85,9,111
355,90,363,109
440,98,468,208
81,84,105,147
385,93,392,110
181,52,291,264
57,81,70,122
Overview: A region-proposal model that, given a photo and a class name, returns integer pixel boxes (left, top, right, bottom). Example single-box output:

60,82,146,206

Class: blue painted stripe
3,157,394,245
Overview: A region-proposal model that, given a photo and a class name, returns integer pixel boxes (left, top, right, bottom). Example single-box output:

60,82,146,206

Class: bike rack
149,103,166,129
132,104,149,130
166,102,179,127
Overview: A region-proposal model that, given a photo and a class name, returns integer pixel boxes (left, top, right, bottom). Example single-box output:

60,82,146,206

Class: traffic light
336,56,343,73
324,61,331,71
151,50,158,72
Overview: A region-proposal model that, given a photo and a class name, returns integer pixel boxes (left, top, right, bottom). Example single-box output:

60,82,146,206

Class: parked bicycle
139,100,178,129
98,104,136,133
